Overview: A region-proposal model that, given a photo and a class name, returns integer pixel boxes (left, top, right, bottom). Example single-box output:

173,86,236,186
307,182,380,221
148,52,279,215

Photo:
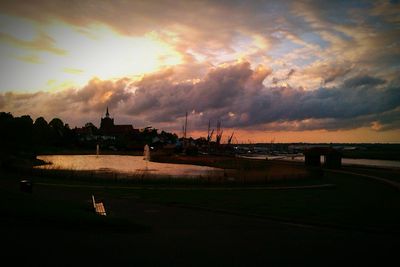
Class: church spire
106,106,110,118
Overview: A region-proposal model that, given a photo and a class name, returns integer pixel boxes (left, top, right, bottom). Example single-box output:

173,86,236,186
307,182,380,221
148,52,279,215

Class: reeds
28,161,321,187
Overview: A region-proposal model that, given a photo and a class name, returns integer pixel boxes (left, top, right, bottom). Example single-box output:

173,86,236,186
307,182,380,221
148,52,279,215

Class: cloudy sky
1,0,399,143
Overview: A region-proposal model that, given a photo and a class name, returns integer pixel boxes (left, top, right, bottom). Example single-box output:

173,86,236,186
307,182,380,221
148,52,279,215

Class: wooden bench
92,195,107,216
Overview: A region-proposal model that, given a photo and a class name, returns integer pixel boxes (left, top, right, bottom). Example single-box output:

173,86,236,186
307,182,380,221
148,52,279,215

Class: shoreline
34,152,400,174
4,153,399,188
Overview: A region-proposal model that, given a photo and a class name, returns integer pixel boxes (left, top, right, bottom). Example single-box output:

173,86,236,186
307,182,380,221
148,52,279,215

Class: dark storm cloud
343,75,385,88
127,62,270,125
126,63,400,131
1,61,399,131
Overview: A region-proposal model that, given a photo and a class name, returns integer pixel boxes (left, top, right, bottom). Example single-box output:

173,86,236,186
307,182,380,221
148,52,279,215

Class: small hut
304,147,342,169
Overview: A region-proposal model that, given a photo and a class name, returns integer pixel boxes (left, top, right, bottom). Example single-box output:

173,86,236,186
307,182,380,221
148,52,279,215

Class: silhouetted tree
0,112,15,152
49,118,65,145
14,115,33,149
63,123,75,145
0,112,34,154
33,117,50,146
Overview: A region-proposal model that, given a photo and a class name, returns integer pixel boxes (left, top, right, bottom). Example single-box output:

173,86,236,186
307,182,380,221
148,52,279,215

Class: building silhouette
100,107,136,136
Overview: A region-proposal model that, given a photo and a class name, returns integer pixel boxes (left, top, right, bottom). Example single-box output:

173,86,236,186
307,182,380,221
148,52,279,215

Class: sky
0,0,399,143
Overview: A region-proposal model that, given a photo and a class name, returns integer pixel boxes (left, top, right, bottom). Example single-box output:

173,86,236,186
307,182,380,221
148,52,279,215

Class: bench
92,195,107,216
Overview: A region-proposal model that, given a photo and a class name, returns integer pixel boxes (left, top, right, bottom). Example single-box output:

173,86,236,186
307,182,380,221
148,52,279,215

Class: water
339,158,400,168
238,154,400,168
36,155,223,178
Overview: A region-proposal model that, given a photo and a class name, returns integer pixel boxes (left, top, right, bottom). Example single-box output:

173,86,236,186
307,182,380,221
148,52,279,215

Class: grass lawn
1,166,400,266
0,173,148,232
95,170,399,232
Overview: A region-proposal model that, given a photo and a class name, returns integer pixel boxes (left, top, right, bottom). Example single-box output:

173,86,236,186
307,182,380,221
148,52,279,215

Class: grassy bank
150,154,320,183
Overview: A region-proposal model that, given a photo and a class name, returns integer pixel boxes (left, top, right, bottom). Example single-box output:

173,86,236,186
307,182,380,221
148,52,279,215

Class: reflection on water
36,155,223,178
239,154,400,168
340,158,400,168
285,156,400,168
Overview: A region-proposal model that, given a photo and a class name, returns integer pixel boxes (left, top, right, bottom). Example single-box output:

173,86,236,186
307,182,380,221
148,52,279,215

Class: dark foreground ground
1,164,399,266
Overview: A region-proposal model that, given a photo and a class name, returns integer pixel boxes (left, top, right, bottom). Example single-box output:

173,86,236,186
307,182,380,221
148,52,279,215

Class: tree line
0,112,75,155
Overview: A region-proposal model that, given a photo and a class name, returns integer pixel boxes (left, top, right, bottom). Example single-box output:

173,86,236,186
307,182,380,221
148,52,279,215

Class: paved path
36,182,336,190
326,168,400,191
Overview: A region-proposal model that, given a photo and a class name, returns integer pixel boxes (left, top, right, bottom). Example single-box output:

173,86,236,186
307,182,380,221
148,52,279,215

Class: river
237,154,400,168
